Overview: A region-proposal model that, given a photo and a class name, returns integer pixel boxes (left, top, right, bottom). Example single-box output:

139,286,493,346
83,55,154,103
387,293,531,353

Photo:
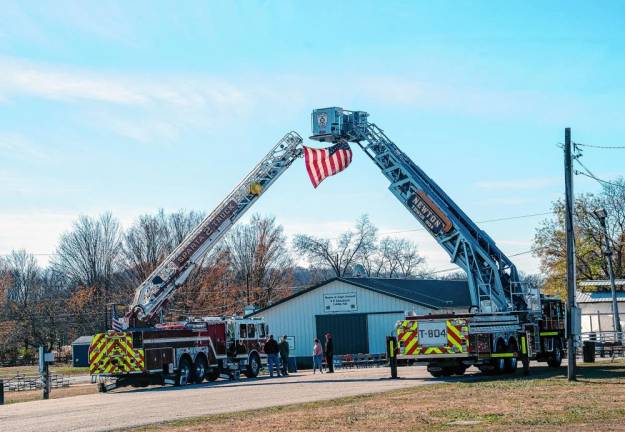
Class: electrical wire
346,211,555,237
575,142,625,150
574,158,625,189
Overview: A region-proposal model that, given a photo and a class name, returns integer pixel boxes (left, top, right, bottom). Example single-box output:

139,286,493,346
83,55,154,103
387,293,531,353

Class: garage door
315,313,368,355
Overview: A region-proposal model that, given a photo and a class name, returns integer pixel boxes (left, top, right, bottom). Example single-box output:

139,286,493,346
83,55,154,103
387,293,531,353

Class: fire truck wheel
244,352,261,378
440,367,454,377
492,340,507,375
194,356,208,383
175,357,194,386
428,369,443,378
504,340,518,374
547,339,563,368
452,364,467,375
206,368,220,382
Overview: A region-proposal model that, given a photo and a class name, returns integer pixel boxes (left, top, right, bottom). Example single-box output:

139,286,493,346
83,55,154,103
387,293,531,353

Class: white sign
418,321,448,347
286,336,295,351
324,292,358,313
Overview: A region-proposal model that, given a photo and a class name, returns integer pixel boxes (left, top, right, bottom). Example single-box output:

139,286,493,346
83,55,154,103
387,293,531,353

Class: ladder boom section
129,131,304,323
310,108,523,313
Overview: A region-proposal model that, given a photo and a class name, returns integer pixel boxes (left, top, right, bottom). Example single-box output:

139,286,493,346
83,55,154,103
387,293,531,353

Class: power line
374,211,554,237
575,142,625,150
574,158,625,189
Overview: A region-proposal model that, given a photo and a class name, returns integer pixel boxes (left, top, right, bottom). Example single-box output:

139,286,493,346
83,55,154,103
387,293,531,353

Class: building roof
578,279,625,287
72,335,93,345
248,277,472,317
576,290,625,304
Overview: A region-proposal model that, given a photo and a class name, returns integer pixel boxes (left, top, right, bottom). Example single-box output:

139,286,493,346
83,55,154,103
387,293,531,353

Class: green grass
132,360,625,432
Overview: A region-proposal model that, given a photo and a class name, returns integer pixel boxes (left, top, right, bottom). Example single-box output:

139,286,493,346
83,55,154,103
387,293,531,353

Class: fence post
387,336,398,379
39,345,50,400
0,379,4,405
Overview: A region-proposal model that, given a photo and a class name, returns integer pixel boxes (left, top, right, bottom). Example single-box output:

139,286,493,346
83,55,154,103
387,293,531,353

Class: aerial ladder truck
309,107,565,377
90,108,565,391
89,132,304,391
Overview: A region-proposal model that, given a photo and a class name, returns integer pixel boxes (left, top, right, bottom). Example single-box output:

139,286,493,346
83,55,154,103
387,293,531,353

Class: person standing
278,335,290,376
312,338,323,374
325,333,334,373
263,334,281,377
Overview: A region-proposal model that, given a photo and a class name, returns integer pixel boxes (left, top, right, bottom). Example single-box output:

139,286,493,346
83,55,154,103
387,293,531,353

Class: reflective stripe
389,339,395,358
521,336,527,355
540,331,559,336
491,352,514,358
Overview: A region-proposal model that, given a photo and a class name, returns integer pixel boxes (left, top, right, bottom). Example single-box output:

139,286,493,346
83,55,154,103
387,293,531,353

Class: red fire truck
90,316,269,391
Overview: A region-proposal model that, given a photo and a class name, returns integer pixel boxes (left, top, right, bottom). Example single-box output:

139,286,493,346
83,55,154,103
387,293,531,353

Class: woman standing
312,338,324,374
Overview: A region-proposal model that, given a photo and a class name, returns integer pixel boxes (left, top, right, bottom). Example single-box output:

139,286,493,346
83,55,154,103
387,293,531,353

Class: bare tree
122,209,203,285
294,215,377,277
360,237,425,278
52,213,122,297
3,250,42,308
0,250,65,353
224,215,293,308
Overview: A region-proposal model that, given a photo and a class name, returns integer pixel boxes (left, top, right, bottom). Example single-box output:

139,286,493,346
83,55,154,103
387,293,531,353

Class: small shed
576,290,625,334
71,336,93,368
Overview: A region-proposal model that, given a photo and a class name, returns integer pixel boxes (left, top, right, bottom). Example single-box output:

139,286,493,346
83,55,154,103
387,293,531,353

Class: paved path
0,366,464,432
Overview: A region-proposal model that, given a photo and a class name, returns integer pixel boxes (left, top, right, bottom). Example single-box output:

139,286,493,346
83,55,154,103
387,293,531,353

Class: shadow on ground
112,360,625,395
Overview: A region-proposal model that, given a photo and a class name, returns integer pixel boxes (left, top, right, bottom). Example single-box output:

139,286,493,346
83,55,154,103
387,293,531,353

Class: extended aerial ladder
125,131,303,327
309,107,564,377
309,107,531,314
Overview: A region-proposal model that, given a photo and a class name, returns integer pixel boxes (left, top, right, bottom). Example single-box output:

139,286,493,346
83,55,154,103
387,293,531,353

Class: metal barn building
248,277,472,368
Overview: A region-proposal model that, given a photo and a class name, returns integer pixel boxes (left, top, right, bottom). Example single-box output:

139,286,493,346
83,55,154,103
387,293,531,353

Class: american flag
111,308,124,332
303,142,353,188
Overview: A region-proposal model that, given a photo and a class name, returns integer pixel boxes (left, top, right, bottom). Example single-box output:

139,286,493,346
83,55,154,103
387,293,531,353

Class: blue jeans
267,354,281,376
313,354,323,370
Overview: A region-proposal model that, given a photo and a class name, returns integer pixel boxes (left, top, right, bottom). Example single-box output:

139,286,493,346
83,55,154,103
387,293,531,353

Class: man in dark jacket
263,334,281,377
278,335,290,376
325,333,334,373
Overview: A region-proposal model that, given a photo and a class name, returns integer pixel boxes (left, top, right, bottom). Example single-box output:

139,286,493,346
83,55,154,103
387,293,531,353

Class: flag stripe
303,143,353,188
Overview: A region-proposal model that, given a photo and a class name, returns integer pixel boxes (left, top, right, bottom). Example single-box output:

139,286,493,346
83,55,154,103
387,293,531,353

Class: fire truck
309,107,566,377
89,132,303,391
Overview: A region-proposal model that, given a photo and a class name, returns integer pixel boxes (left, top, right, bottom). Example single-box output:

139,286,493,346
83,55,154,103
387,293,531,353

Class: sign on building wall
323,292,358,312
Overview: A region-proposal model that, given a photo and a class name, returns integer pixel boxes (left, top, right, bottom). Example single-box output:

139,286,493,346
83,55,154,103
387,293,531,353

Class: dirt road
0,366,466,432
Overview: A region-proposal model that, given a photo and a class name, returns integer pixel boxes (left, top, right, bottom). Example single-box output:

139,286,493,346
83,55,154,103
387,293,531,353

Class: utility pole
594,208,622,342
564,127,578,381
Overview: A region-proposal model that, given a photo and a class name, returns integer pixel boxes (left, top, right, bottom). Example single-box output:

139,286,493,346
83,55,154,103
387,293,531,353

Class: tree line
4,175,619,362
533,178,625,298
0,212,426,361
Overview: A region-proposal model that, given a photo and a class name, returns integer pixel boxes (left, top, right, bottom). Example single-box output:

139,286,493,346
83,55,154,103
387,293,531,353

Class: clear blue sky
1,1,623,273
